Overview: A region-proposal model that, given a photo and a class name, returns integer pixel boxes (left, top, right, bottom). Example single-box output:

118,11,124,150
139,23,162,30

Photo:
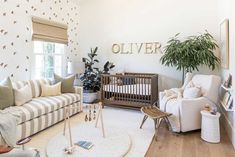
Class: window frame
31,41,66,79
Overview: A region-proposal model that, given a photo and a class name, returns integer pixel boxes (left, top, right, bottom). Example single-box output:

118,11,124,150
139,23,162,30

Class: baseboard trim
219,106,235,149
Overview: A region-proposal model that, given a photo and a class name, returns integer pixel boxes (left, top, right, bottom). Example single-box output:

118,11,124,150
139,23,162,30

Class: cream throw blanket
0,107,22,146
161,88,183,132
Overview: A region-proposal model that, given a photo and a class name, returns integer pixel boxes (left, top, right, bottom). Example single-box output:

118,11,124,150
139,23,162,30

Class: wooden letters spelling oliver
112,42,162,54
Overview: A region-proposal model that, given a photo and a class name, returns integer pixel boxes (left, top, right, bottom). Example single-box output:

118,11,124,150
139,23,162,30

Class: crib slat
144,78,146,103
108,76,110,100
118,77,120,101
124,78,126,102
106,76,108,100
105,76,107,101
129,77,131,104
132,78,134,103
112,77,117,101
135,80,138,103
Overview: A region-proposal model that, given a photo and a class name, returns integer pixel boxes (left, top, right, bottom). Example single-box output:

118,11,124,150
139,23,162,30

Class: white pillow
14,84,33,106
183,86,202,99
40,82,61,97
185,80,194,88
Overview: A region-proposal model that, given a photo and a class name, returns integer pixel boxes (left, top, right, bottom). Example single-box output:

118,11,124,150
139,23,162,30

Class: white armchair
159,73,221,132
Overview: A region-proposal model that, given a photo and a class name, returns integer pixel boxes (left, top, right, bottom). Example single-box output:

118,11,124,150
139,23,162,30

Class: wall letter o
112,44,120,54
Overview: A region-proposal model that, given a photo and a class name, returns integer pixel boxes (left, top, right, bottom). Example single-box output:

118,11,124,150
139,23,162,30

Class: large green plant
80,47,115,92
160,32,220,82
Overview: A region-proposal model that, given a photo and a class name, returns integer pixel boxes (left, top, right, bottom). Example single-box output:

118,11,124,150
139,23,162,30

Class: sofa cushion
54,74,75,93
40,82,61,97
183,87,201,99
191,75,221,103
12,81,28,90
14,84,33,106
7,93,80,124
27,79,51,98
13,79,51,98
0,77,14,110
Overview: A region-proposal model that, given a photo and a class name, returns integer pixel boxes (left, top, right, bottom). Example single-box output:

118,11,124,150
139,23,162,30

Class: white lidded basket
83,91,98,103
200,110,221,143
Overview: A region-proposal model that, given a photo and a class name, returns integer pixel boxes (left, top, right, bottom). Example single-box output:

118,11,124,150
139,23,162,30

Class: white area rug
26,107,154,157
46,124,132,157
102,107,154,157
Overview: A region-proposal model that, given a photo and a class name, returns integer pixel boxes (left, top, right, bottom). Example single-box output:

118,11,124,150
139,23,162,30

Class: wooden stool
140,106,172,140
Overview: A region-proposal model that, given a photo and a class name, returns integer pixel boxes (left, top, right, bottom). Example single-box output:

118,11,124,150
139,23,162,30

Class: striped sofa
0,79,83,145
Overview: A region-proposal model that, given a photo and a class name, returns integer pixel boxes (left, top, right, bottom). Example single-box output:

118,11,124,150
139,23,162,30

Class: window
33,41,65,79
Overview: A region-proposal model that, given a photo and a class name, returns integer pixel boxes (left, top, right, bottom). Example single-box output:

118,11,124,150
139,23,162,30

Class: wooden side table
200,110,221,143
140,106,172,140
0,137,39,157
0,146,13,154
16,137,31,150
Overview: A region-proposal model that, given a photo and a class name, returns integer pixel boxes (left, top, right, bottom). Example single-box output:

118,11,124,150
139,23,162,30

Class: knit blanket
160,88,183,132
0,107,22,146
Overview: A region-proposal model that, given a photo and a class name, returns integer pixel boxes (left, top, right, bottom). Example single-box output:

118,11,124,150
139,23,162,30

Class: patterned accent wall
0,0,79,81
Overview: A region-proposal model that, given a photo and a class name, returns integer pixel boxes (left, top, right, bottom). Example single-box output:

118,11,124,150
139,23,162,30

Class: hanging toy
85,105,88,122
89,105,92,121
93,104,96,120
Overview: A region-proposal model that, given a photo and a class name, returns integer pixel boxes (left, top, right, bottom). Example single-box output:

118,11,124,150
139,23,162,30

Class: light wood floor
145,122,235,157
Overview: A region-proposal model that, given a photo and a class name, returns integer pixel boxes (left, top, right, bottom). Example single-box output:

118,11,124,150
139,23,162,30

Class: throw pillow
54,74,75,93
183,86,202,99
0,77,14,110
14,84,33,106
41,82,62,97
185,80,194,88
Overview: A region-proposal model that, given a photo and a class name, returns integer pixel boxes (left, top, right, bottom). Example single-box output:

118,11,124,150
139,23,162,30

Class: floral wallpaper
0,0,79,81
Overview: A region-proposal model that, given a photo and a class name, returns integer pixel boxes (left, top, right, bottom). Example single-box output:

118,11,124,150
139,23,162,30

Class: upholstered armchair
159,73,221,132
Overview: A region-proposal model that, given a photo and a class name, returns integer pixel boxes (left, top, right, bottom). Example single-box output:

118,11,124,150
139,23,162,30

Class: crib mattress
103,84,151,95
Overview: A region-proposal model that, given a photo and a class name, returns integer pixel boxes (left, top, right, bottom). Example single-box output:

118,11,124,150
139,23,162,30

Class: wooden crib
101,72,158,109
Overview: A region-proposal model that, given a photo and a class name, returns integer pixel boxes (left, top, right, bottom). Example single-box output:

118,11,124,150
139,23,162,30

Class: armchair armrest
179,97,216,132
159,91,165,100
159,91,166,109
74,86,83,106
180,97,216,111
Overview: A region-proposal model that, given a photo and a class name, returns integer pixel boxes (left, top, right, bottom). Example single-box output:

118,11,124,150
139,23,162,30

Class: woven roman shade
32,17,68,44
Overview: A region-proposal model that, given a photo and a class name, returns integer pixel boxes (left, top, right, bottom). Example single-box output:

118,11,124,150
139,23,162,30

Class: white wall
217,0,235,148
79,0,235,147
0,0,79,81
78,0,219,90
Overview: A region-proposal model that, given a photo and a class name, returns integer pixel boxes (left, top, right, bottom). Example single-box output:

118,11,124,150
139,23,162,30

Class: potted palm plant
80,47,115,103
160,31,220,82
